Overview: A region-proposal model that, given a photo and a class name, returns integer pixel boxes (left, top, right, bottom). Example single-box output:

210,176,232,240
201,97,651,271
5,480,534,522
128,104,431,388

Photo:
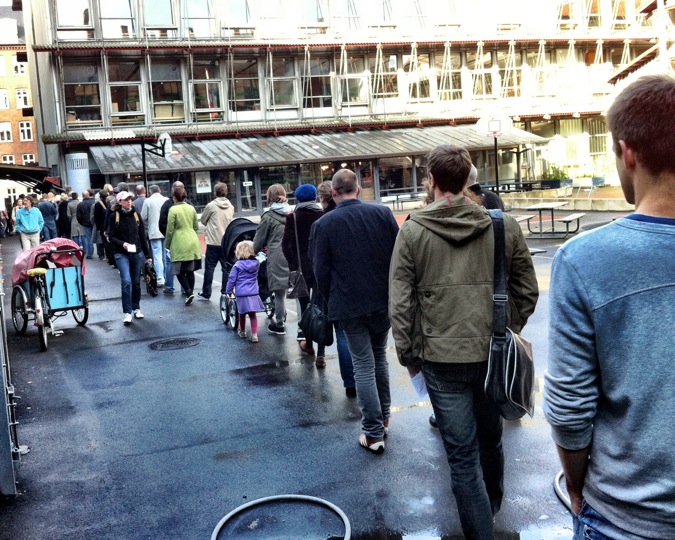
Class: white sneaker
133,309,144,319
123,313,132,325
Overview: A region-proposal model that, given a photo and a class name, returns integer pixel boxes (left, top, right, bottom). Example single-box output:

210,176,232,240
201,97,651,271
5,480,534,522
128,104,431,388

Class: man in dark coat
311,169,399,454
465,165,506,210
37,193,58,240
76,189,95,258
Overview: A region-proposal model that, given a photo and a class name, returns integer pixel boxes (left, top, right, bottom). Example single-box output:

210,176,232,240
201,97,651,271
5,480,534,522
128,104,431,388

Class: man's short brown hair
331,169,358,195
214,182,228,198
606,74,675,177
425,144,473,194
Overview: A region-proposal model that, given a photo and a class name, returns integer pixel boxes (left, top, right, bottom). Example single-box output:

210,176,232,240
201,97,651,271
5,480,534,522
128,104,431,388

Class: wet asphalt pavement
0,211,625,539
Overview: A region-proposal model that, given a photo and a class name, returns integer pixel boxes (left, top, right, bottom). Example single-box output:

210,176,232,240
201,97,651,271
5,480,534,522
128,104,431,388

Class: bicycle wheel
35,297,48,352
11,286,28,335
72,307,89,326
226,298,239,331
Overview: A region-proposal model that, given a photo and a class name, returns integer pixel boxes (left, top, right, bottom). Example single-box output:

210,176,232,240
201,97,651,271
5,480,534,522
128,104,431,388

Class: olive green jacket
389,195,539,366
165,201,201,262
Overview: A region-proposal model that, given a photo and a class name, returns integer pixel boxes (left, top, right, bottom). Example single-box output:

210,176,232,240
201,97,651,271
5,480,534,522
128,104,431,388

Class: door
236,169,260,216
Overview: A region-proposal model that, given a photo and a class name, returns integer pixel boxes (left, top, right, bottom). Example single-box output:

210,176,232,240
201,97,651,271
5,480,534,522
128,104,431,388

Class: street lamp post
140,133,172,192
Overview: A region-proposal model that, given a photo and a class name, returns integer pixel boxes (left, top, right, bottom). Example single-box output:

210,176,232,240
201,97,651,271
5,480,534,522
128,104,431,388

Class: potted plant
542,164,572,189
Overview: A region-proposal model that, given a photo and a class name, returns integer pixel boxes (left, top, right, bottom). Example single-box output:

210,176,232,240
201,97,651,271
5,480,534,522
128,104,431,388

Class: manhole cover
149,338,201,351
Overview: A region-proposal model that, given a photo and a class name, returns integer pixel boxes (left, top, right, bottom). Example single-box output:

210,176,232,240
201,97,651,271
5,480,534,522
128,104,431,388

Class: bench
529,248,547,255
513,214,536,224
382,191,426,210
557,213,586,235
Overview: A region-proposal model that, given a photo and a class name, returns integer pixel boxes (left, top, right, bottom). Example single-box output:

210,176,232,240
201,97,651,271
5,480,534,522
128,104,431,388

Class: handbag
286,213,310,299
145,261,159,297
484,209,535,420
299,294,334,347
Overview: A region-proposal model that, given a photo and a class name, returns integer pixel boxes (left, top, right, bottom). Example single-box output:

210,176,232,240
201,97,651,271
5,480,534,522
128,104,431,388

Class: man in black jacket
311,169,399,454
76,189,95,258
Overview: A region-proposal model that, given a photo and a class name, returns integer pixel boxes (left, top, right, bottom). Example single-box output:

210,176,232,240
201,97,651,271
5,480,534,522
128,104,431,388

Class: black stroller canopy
221,218,258,263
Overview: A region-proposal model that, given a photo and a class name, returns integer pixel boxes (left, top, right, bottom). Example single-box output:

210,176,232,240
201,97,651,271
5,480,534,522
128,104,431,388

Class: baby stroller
219,218,275,331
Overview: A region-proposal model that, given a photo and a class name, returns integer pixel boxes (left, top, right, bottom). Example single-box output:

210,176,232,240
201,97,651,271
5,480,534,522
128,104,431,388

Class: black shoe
296,329,305,342
345,387,356,398
185,294,194,306
429,414,438,429
267,322,286,335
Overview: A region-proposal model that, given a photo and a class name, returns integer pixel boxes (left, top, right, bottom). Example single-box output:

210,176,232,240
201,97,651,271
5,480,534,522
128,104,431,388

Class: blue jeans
335,322,355,388
42,223,58,241
115,251,144,314
164,248,175,291
340,309,391,440
81,227,94,257
423,360,504,540
150,239,165,286
573,500,635,540
201,244,225,298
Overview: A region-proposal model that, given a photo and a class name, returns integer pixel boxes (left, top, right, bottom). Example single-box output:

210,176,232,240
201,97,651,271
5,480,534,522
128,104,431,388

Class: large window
16,89,30,108
144,0,177,38
369,53,399,99
99,0,136,38
301,57,332,108
2,155,14,164
467,49,493,98
63,63,102,127
338,55,368,105
404,52,431,101
184,0,216,38
268,57,297,109
22,154,36,164
109,60,145,125
191,59,223,121
259,165,297,205
150,61,184,122
436,50,462,101
55,0,94,39
0,123,11,142
378,156,414,195
221,0,254,37
229,58,260,112
19,121,33,141
497,49,521,98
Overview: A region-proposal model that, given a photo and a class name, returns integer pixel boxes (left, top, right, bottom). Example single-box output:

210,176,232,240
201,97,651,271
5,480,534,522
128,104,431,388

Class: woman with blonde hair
253,183,290,335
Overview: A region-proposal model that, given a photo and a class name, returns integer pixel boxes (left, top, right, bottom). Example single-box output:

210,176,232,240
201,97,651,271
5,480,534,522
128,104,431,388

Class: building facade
0,2,41,207
19,0,673,214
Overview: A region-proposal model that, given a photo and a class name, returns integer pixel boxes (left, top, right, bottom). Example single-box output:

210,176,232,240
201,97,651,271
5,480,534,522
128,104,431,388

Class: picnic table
521,202,585,238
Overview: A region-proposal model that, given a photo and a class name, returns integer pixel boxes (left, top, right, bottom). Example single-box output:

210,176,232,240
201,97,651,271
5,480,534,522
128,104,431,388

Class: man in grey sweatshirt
543,74,675,539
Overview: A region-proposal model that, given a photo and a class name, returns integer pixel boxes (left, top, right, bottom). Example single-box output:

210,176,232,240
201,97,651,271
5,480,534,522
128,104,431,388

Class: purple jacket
226,258,260,296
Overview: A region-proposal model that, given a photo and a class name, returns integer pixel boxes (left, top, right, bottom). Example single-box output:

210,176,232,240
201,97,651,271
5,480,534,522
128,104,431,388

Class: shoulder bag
484,209,535,420
286,214,309,299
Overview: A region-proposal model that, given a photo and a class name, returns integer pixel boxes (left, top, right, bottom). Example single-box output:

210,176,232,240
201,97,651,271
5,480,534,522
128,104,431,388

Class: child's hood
237,258,260,274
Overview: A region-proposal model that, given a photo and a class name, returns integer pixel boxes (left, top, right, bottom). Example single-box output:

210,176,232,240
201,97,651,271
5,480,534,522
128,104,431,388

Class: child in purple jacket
226,240,265,343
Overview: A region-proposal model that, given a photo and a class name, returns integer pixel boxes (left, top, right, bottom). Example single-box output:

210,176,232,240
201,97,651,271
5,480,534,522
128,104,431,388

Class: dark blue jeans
115,251,144,314
423,360,504,540
340,310,391,440
201,244,226,299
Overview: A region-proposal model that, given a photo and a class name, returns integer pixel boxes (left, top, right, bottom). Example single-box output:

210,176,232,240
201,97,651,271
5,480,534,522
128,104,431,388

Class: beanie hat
295,184,317,202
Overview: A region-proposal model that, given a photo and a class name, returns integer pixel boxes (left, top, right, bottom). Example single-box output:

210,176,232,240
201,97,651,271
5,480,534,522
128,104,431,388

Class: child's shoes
250,334,259,343
238,330,247,338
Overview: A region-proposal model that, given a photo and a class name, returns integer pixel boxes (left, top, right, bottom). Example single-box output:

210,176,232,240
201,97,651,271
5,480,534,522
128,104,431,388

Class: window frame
19,121,33,142
15,88,30,109
22,153,36,165
267,56,299,110
301,57,333,109
98,0,137,39
149,59,185,123
143,0,178,39
183,0,216,39
228,57,261,113
62,61,103,128
0,122,12,142
0,89,8,110
107,59,146,125
2,155,15,164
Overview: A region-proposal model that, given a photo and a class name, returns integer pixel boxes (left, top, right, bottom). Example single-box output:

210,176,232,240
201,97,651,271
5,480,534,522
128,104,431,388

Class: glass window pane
271,58,295,77
193,82,221,108
100,0,132,17
111,86,141,112
186,0,213,17
187,20,214,38
64,84,101,106
152,81,182,101
109,61,141,82
231,79,260,110
64,64,99,83
151,62,181,81
145,0,174,26
192,62,219,80
271,80,296,107
56,0,91,26
232,59,258,78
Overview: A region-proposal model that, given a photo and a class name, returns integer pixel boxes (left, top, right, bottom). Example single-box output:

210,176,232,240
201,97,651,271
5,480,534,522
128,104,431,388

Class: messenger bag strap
292,213,303,275
488,209,508,338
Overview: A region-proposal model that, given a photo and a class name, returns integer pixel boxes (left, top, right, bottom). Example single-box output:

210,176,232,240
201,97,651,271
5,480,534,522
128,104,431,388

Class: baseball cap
116,191,133,202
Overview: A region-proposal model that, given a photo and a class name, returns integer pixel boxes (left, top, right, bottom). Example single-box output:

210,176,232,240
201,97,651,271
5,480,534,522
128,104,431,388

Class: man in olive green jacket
389,144,538,539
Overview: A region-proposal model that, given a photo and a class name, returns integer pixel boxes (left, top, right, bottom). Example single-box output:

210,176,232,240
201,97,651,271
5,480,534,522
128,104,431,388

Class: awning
608,43,660,84
89,124,546,176
0,164,59,192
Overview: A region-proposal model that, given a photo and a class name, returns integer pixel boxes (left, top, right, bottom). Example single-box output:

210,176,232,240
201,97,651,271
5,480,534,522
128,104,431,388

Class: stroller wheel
264,292,275,319
224,297,239,331
220,295,228,325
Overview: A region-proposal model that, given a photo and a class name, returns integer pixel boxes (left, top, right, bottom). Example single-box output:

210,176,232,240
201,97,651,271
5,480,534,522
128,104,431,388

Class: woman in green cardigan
165,187,202,305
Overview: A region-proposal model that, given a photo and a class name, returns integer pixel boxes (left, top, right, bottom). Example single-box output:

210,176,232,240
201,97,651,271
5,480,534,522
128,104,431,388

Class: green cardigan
165,201,202,262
